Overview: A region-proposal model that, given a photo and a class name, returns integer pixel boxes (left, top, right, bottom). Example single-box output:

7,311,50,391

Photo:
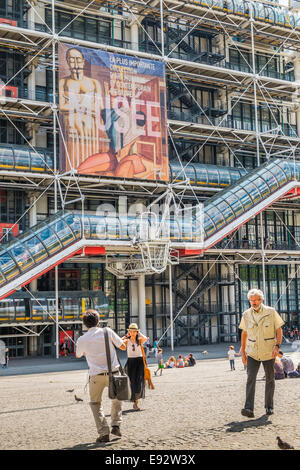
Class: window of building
45,9,112,43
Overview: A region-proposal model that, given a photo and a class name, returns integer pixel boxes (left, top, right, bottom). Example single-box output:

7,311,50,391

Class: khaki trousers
89,374,122,437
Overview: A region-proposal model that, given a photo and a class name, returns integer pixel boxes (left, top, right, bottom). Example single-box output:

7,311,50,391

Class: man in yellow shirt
239,288,284,418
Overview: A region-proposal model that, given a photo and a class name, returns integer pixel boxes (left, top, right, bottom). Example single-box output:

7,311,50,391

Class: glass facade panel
90,265,102,291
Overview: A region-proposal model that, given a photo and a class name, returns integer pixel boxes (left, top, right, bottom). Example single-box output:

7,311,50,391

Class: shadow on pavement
226,414,272,433
0,403,76,415
60,437,120,451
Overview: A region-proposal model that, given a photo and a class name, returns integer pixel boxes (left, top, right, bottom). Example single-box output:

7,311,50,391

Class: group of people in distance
154,352,196,375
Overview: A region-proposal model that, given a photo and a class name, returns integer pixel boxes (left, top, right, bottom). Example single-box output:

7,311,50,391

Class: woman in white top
122,323,147,411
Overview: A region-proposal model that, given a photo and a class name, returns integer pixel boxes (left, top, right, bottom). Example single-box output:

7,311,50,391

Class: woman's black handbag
104,328,131,401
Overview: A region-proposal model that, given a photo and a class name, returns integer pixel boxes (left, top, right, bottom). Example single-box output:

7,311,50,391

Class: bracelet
275,344,281,348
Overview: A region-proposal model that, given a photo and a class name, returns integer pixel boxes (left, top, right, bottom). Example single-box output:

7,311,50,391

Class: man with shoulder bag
76,309,126,443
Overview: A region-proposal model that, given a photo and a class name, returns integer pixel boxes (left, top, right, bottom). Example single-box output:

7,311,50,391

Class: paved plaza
0,344,300,451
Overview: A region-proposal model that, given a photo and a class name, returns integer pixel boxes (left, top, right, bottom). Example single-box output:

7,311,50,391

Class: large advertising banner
58,43,168,181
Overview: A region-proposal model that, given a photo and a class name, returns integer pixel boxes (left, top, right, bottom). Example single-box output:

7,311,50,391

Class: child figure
154,348,164,376
227,345,239,370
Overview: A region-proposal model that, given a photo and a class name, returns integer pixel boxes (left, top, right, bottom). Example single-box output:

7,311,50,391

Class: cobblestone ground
0,355,299,451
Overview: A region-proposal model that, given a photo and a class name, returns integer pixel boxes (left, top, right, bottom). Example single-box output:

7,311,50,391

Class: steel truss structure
0,0,300,352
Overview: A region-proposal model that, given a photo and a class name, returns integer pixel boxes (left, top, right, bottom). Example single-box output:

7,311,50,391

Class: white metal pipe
51,0,60,360
138,275,147,335
169,264,174,352
250,3,266,294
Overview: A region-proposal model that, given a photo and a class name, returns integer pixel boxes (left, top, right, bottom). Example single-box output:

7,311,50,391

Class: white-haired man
239,288,284,418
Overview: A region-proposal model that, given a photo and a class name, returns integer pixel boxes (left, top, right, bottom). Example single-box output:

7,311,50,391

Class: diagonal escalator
0,158,299,300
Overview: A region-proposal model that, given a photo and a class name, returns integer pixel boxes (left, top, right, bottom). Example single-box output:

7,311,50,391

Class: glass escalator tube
0,146,14,170
14,148,31,171
8,242,35,273
169,218,181,242
201,159,292,242
51,218,76,247
0,251,19,284
193,164,209,186
203,209,219,238
87,214,106,239
63,212,82,239
24,234,48,264
118,215,131,240
30,149,52,173
105,214,122,240
183,165,197,186
212,196,236,229
217,167,231,187
36,224,62,256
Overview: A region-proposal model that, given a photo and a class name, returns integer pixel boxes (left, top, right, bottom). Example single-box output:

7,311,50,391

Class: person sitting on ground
287,362,300,378
184,356,190,367
188,353,196,367
165,356,176,369
277,350,294,377
274,356,285,380
176,355,185,368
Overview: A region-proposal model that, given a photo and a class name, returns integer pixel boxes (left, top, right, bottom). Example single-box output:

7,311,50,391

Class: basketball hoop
106,240,179,277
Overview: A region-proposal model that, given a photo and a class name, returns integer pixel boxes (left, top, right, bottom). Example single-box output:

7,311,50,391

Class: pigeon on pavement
277,436,294,450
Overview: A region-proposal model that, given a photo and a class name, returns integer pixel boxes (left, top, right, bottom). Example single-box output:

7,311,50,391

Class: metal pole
138,275,147,334
250,3,266,294
160,0,165,57
51,0,59,359
169,264,174,352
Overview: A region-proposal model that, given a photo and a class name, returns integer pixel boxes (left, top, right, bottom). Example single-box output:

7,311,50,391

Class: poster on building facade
58,43,168,181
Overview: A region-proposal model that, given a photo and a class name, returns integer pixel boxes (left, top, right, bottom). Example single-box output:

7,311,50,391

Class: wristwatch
275,344,281,348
